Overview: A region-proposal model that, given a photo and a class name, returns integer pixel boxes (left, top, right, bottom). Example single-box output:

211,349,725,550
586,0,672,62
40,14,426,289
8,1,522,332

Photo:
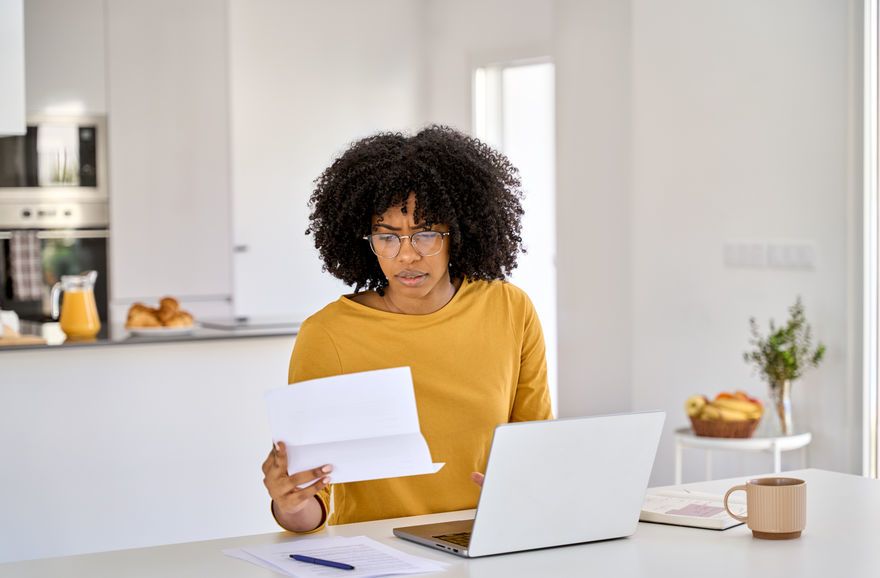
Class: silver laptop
393,411,665,558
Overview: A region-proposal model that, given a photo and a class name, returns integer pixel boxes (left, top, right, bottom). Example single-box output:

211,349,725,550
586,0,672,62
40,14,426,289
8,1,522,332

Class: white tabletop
674,427,813,450
1,469,877,578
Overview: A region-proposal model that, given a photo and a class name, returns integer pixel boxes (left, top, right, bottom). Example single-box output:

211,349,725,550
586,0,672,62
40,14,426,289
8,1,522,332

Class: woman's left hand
470,472,484,487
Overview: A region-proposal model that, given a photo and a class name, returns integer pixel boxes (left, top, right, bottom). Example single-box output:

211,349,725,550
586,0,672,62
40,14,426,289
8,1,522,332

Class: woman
261,125,552,533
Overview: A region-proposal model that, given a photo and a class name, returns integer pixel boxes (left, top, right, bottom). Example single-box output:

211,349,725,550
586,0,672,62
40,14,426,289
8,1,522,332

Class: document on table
640,490,746,530
265,366,444,484
224,535,448,578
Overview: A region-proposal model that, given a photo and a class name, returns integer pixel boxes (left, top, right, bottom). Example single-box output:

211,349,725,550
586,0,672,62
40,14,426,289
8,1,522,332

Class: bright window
865,0,880,479
474,61,558,414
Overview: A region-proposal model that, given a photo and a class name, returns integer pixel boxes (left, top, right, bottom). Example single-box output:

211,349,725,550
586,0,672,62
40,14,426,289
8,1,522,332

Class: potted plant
743,297,825,436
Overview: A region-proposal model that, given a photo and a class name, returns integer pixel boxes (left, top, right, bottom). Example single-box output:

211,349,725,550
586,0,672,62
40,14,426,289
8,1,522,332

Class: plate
127,325,196,337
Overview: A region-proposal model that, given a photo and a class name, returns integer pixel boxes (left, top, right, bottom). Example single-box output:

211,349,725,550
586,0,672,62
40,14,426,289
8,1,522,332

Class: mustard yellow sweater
286,278,552,528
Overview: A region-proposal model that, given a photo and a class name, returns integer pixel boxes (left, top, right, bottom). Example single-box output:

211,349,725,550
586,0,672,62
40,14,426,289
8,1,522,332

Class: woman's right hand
262,442,332,527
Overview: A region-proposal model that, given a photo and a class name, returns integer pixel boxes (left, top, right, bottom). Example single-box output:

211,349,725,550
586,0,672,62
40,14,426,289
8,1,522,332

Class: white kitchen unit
24,0,106,116
105,0,233,321
0,332,298,563
0,0,26,135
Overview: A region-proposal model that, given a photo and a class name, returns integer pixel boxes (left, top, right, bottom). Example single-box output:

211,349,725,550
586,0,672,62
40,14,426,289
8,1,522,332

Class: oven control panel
0,201,109,229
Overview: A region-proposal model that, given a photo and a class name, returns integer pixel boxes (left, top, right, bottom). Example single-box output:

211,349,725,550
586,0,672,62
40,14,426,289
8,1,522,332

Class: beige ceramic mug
723,477,806,539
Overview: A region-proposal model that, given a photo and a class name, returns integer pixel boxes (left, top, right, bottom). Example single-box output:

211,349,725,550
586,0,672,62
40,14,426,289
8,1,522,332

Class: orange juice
59,289,101,339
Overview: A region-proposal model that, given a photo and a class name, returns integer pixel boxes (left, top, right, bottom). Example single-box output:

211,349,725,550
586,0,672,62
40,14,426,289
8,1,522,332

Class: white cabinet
24,0,106,116
106,0,232,320
0,0,26,135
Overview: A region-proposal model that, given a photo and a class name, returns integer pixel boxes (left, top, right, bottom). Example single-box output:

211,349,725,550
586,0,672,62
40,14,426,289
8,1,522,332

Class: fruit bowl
685,391,763,438
689,416,759,438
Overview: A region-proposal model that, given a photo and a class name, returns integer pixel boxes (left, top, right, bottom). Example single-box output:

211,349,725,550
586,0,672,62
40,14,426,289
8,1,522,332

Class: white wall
554,0,634,417
24,0,106,115
228,0,427,319
629,0,862,484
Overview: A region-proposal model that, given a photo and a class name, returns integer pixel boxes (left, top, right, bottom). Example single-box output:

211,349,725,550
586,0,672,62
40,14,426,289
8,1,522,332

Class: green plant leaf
742,296,825,386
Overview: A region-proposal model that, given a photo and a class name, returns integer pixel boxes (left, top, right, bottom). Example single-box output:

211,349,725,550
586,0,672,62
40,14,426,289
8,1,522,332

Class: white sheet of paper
265,367,444,484
224,535,448,578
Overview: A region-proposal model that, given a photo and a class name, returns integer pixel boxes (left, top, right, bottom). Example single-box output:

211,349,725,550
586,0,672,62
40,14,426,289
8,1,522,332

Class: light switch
767,242,816,269
724,241,816,270
723,241,766,268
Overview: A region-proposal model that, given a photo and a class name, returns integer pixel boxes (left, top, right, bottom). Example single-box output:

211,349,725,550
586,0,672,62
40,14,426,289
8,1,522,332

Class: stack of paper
265,367,444,484
224,535,447,577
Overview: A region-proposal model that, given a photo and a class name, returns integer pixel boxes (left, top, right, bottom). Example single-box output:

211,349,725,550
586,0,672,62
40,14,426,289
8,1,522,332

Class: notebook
640,490,747,530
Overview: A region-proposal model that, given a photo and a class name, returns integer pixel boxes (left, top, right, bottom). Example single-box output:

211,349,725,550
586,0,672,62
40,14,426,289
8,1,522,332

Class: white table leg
705,450,712,481
675,441,683,485
802,446,808,468
773,442,782,473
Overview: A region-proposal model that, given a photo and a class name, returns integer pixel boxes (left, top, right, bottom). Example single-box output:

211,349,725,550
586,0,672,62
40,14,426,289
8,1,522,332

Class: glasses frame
363,231,451,259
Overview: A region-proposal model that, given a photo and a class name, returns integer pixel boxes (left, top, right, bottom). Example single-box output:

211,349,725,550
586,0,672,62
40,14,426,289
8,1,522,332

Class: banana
699,405,721,420
698,402,756,421
714,405,752,422
712,397,762,418
685,395,708,417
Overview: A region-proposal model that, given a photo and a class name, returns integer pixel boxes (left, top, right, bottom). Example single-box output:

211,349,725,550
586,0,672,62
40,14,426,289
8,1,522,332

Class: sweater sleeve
273,318,343,533
509,289,554,423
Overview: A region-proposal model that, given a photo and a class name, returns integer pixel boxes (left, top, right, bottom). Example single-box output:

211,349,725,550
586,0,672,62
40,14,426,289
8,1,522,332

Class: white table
674,427,812,484
1,469,876,578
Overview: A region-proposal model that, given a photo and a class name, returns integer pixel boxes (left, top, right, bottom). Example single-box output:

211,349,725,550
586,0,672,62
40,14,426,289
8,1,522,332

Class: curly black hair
306,125,525,293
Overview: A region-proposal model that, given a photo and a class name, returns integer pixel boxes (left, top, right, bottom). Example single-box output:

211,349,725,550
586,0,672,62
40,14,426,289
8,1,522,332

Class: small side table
673,427,812,485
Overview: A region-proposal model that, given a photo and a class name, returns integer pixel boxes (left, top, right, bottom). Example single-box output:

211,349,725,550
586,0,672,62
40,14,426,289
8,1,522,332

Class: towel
0,237,8,303
10,230,43,301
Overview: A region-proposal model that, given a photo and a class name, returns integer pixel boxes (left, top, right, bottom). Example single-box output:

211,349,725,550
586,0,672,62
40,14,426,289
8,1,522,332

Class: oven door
0,229,109,322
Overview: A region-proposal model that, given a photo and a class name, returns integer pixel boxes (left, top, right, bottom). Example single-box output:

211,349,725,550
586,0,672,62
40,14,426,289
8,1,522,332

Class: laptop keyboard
432,532,471,547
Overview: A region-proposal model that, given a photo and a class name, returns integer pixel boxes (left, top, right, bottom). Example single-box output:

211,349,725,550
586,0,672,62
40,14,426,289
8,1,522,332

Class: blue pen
290,554,355,571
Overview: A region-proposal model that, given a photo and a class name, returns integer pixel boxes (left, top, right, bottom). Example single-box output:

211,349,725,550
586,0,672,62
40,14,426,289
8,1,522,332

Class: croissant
158,297,179,312
128,302,156,316
157,297,180,323
126,297,194,329
125,308,161,328
162,311,194,328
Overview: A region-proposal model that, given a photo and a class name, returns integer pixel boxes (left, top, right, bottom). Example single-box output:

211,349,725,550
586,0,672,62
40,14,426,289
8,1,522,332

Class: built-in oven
0,202,109,323
0,116,109,323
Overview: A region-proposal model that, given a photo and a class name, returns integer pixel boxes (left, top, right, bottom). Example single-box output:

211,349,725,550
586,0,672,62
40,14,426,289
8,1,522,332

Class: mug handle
723,485,748,523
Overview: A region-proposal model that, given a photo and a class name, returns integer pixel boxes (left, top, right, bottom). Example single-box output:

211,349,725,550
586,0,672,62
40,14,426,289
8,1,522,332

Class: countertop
0,318,300,352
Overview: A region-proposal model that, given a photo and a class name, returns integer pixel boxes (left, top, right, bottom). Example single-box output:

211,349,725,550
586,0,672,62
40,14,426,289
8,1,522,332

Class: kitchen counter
0,318,300,352
2,320,302,561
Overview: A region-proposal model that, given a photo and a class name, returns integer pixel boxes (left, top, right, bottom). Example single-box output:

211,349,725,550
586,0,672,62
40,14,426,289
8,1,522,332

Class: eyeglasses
363,231,450,259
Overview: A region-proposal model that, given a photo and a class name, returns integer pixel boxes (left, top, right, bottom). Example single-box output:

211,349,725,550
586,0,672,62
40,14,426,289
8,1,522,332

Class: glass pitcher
51,270,101,339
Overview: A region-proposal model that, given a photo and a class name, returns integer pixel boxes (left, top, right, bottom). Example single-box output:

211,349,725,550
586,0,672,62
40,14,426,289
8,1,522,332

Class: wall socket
723,241,816,270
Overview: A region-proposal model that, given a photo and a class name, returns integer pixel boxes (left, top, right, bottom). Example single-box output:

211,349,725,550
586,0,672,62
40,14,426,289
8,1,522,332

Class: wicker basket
689,416,760,438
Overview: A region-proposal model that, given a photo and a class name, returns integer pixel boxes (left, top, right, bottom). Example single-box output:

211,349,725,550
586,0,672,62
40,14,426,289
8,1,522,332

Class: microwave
0,115,107,199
